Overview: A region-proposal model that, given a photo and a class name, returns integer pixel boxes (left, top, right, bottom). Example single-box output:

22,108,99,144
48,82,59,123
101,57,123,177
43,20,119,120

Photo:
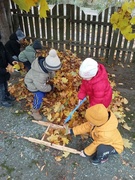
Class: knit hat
85,104,108,126
16,29,26,41
44,49,61,71
79,58,98,79
33,39,42,50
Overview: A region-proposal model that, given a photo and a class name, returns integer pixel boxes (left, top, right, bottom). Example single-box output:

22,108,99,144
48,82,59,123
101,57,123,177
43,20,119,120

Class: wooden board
23,136,80,154
32,120,64,129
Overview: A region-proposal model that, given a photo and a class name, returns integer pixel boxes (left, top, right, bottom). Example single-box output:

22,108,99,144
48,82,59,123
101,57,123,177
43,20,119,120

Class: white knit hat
44,49,61,71
79,58,98,79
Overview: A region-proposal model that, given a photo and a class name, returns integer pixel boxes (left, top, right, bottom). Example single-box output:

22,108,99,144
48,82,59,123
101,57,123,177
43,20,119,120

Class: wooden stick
22,136,81,154
32,120,63,129
41,125,50,140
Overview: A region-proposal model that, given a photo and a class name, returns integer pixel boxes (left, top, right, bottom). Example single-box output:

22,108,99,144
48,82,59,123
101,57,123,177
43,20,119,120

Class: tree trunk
0,0,12,44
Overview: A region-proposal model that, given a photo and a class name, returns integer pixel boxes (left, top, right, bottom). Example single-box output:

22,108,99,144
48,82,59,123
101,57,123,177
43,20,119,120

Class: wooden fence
10,1,135,65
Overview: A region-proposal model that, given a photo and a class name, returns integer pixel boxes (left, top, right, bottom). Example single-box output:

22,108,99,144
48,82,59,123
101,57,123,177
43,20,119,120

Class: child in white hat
24,49,61,120
78,58,112,108
65,104,124,165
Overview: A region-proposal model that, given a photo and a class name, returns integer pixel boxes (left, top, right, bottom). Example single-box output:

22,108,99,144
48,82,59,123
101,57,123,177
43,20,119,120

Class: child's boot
0,85,13,107
92,155,108,165
31,108,42,120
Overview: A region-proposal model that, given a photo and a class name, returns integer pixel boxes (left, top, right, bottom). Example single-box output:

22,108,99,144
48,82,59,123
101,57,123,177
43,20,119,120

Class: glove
78,99,81,105
6,64,14,73
80,150,87,157
63,124,71,135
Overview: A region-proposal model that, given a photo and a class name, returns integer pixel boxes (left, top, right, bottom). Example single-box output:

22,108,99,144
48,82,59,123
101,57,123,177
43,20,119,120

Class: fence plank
85,15,91,57
115,33,123,64
121,39,128,63
40,17,46,46
66,4,70,50
23,12,30,37
126,40,134,63
95,13,102,58
80,11,85,57
100,8,108,57
59,4,64,50
105,7,115,60
33,7,40,38
16,6,24,32
52,5,58,49
28,9,35,40
132,52,135,63
46,11,52,48
76,6,81,55
91,16,96,57
108,29,119,64
71,5,75,52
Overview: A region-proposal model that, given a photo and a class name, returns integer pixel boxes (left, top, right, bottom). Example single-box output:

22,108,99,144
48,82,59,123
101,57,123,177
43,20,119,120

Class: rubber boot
31,108,42,120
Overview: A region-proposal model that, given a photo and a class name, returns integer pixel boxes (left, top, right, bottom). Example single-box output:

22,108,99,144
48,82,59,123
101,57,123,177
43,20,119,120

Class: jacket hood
31,58,43,73
25,45,35,52
92,64,108,83
96,111,118,132
9,33,18,41
82,64,108,84
31,58,48,74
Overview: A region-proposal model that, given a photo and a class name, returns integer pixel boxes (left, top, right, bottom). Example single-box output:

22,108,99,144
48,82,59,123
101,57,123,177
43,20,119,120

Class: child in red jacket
78,58,112,107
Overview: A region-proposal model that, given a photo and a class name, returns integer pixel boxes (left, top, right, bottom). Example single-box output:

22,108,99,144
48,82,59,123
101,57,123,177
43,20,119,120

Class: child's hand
63,124,71,135
78,99,81,105
80,150,86,157
6,64,14,73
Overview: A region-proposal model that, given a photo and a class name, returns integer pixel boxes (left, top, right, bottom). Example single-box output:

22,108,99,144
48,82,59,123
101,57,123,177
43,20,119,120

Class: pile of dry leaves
9,49,131,149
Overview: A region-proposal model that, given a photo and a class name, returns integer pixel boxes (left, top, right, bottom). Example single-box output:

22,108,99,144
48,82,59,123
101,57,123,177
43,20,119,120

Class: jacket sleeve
78,81,87,100
5,48,14,65
18,51,27,62
19,51,36,64
11,41,20,56
0,68,7,75
84,140,103,156
73,122,93,135
33,81,52,92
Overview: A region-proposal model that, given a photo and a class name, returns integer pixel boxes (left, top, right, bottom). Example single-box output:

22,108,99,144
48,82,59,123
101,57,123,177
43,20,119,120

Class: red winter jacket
78,64,112,107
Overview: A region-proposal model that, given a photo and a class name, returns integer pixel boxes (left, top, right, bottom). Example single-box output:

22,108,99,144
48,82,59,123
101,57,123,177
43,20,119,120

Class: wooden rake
22,120,81,155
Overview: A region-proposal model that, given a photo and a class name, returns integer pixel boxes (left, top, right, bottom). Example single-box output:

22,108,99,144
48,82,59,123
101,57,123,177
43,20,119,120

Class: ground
0,63,135,180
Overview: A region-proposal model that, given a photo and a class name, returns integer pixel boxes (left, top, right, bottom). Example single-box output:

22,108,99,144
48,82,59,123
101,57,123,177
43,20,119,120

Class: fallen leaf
123,98,128,104
122,123,131,131
62,77,68,83
118,83,124,85
55,156,62,161
123,138,133,148
62,151,70,158
41,164,46,171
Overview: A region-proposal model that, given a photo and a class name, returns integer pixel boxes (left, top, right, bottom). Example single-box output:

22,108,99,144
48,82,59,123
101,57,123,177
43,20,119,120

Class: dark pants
18,60,31,71
92,144,118,159
33,91,46,109
0,82,10,102
23,61,31,71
